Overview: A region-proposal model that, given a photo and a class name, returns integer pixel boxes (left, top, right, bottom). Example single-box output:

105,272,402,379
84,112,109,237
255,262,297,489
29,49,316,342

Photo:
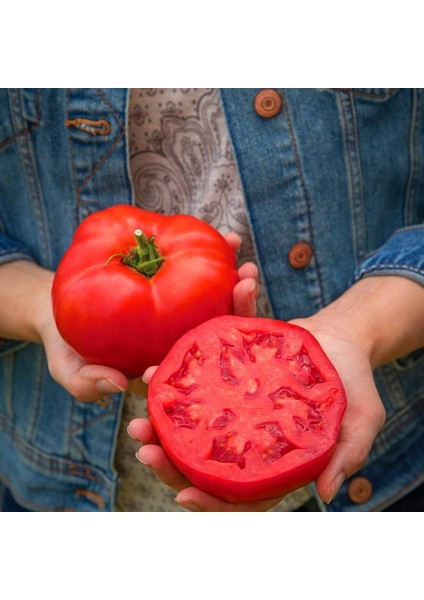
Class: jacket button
288,242,313,269
254,90,283,118
348,477,373,504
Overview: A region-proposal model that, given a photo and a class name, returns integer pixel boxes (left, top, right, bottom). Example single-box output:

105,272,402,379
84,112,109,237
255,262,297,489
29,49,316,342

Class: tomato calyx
105,229,165,277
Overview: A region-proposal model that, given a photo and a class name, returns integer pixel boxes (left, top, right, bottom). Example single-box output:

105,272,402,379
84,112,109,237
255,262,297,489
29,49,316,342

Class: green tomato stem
105,229,165,277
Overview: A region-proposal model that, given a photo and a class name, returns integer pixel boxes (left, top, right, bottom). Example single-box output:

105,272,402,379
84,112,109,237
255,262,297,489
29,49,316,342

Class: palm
290,318,386,503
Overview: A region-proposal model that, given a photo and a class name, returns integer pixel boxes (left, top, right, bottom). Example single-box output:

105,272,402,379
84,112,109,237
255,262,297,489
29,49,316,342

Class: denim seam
281,89,326,309
65,89,81,210
71,88,126,195
65,89,126,205
0,473,60,511
0,123,40,151
404,89,421,226
372,383,424,454
337,92,367,263
0,409,108,486
9,90,52,267
370,474,424,511
76,130,125,194
124,88,136,206
24,346,44,440
69,394,121,436
331,88,399,100
4,354,14,421
0,89,41,151
0,248,32,257
96,88,125,130
357,262,424,275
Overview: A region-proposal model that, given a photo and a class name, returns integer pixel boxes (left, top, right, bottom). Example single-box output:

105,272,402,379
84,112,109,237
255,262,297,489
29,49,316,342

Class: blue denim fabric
0,88,423,511
0,482,31,511
0,89,132,511
220,88,424,512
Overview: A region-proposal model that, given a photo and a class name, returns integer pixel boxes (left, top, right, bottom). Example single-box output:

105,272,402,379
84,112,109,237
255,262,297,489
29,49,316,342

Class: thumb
60,363,128,403
315,372,385,504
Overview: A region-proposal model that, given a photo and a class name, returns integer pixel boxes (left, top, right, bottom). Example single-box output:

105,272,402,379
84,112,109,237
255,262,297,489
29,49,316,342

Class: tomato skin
52,205,239,379
147,315,347,503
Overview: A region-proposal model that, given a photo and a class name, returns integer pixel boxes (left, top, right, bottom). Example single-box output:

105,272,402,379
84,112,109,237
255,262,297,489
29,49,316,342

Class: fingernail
135,451,151,467
327,472,345,504
96,378,126,394
127,425,137,440
175,499,201,512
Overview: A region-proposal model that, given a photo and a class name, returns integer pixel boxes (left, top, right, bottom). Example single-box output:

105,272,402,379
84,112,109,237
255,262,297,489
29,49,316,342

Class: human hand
41,316,129,402
127,236,272,511
129,274,424,510
295,275,424,503
38,277,129,402
288,315,385,504
45,253,259,403
129,361,284,512
6,230,254,404
127,311,384,511
128,412,284,512
0,260,129,402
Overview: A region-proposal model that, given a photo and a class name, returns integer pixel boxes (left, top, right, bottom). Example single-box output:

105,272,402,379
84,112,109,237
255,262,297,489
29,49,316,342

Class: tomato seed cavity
242,332,284,362
210,408,236,428
255,422,296,463
209,432,251,469
219,345,241,385
166,343,204,393
164,400,201,429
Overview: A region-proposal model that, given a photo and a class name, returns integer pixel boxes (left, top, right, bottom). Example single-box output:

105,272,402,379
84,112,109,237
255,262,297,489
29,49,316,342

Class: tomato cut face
148,315,347,503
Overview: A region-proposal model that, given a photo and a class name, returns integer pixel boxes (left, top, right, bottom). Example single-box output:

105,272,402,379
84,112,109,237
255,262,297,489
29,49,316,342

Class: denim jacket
0,88,423,511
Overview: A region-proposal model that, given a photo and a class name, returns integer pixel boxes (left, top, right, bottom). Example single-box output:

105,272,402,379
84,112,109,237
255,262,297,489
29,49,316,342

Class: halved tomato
147,315,346,503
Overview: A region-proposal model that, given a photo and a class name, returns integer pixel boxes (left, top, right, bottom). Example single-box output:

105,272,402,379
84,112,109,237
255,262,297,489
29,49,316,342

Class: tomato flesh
148,315,347,503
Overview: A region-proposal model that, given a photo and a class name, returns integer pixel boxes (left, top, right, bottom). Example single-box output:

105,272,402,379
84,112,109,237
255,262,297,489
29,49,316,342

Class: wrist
30,268,55,344
307,276,424,369
0,261,54,344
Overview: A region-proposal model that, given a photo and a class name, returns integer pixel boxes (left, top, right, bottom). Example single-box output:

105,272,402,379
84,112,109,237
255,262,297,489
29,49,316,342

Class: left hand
128,236,283,510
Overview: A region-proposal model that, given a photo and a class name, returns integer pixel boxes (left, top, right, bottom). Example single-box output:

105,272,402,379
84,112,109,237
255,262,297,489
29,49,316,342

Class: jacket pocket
0,89,41,151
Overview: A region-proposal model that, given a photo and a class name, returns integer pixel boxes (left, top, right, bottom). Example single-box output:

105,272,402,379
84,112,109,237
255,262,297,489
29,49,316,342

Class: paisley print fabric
114,88,312,511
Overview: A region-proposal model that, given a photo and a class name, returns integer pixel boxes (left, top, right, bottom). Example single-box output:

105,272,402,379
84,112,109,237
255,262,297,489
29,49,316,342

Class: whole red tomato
147,315,347,503
52,205,239,378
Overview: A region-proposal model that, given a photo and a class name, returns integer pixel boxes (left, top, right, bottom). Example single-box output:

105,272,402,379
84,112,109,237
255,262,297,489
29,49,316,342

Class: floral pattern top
114,88,312,511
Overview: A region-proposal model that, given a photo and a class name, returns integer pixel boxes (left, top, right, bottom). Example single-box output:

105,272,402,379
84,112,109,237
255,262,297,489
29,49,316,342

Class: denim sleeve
0,232,35,266
353,225,424,286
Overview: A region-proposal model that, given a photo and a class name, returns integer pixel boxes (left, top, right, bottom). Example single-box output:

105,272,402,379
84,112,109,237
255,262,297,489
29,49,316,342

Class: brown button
348,477,373,504
254,89,283,118
288,242,313,269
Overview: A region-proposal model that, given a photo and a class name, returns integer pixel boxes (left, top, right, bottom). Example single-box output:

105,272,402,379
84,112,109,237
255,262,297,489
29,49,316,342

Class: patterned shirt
114,88,312,511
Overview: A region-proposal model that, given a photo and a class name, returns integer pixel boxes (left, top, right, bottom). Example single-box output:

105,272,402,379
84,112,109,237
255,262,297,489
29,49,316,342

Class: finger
127,418,159,445
238,261,258,282
233,277,257,317
175,487,282,512
136,444,191,493
224,232,241,252
53,361,128,403
45,333,128,402
142,366,158,385
315,380,385,504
